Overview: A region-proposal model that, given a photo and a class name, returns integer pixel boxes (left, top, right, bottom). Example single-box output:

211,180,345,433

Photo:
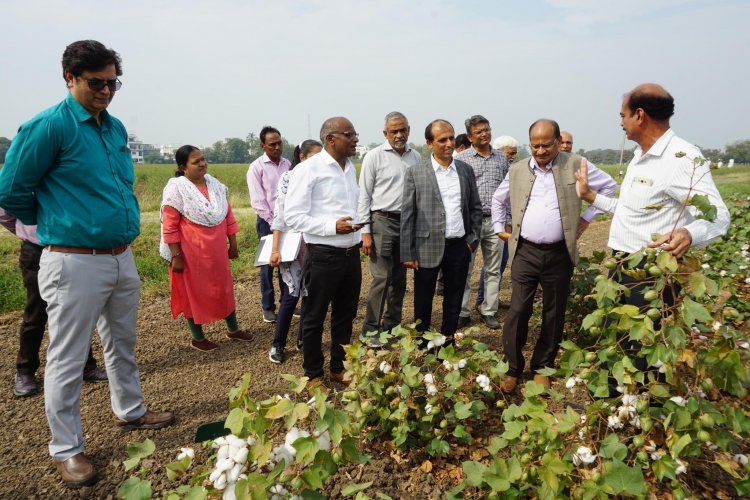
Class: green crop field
0,162,748,314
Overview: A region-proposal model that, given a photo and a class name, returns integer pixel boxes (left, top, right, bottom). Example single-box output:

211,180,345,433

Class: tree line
2,136,750,165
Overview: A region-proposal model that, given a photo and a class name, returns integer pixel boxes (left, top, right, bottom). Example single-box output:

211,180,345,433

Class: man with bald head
492,119,616,393
285,117,363,390
560,131,574,153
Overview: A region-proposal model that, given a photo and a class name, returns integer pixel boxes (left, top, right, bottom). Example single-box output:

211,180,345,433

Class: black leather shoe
13,373,38,397
457,316,471,329
55,453,97,487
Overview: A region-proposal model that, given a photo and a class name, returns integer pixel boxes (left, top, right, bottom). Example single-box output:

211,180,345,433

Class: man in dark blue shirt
0,40,174,488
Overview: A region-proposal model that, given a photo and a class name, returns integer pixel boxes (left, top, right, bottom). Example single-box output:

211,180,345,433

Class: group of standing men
0,36,731,490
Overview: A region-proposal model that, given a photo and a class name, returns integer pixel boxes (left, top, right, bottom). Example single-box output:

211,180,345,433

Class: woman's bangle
271,250,280,254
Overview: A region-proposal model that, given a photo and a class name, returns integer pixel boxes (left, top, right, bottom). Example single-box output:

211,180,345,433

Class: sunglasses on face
78,77,122,92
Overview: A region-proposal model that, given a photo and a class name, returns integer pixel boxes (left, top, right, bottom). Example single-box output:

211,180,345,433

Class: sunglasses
78,77,122,92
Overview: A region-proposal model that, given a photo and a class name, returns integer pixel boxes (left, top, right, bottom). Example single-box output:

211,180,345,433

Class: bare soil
0,220,612,498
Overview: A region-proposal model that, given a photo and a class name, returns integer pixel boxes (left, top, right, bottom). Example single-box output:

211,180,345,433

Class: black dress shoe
55,453,97,487
13,373,38,397
457,316,471,328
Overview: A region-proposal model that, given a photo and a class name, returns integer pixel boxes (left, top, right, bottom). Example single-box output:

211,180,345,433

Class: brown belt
520,237,565,251
46,244,129,255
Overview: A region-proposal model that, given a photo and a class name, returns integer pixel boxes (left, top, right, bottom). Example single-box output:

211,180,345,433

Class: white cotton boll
209,468,223,483
177,447,195,460
565,377,577,389
720,270,727,277
425,403,433,414
227,462,243,483
631,414,641,428
222,485,237,500
622,394,638,407
427,384,438,396
424,373,435,385
482,385,492,392
227,434,246,448
675,459,687,475
574,446,597,465
270,484,288,495
442,360,452,370
379,361,392,373
246,436,256,446
214,473,228,490
427,341,435,350
738,341,750,349
435,335,446,346
233,446,249,465
270,444,294,467
734,454,749,466
669,396,687,407
713,321,722,331
217,445,229,461
608,415,624,429
650,449,666,461
454,332,465,341
745,277,750,284
475,374,490,387
213,437,228,448
616,386,624,394
215,457,235,473
315,430,331,452
458,359,467,369
227,445,240,461
742,244,750,251
701,263,710,269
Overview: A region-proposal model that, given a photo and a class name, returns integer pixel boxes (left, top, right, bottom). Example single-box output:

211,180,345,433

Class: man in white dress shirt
284,117,363,390
358,112,422,342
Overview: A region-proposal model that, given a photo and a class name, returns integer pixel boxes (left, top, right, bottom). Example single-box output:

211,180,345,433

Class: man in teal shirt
0,40,174,488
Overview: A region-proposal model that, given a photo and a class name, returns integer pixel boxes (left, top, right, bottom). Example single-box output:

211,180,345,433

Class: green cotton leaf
444,370,463,388
341,481,373,496
452,424,472,440
681,297,714,326
656,250,679,272
603,460,648,496
123,457,141,472
401,364,421,387
488,436,508,454
292,436,319,464
427,438,450,456
281,373,308,394
484,458,512,492
462,461,488,487
523,380,546,397
611,305,640,318
454,401,473,420
301,466,325,490
341,436,371,464
644,202,666,211
127,438,156,459
651,456,677,481
265,397,295,419
625,249,645,269
689,193,718,222
165,459,189,481
183,486,208,500
501,420,525,440
671,434,692,458
117,477,152,500
599,434,628,461
250,437,272,466
688,272,707,298
225,407,246,435
649,384,672,399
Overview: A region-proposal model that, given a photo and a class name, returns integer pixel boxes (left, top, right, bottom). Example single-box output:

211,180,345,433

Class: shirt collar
528,153,557,172
431,155,455,172
642,128,675,158
261,152,289,167
65,92,111,125
320,148,353,172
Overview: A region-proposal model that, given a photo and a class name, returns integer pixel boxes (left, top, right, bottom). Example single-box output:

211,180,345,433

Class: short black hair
425,119,452,141
528,118,561,139
455,134,471,149
465,115,489,134
260,126,281,144
626,90,675,121
61,40,122,79
174,145,200,176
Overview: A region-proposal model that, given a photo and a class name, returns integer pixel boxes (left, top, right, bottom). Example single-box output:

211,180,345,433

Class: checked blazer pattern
400,158,483,268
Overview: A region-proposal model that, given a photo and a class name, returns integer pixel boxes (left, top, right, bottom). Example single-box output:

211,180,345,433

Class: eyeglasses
331,131,359,139
530,140,557,151
78,77,122,92
471,127,491,136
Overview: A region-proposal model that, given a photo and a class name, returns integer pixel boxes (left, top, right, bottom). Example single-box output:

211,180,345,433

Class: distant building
355,144,370,159
160,143,181,160
128,134,144,163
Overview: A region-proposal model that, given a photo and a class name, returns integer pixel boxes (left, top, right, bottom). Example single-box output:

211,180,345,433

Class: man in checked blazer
401,119,482,343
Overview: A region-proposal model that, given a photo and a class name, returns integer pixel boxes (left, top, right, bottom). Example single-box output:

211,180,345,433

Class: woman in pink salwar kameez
160,145,252,351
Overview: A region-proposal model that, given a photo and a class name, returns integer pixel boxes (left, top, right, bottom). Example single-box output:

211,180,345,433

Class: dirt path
0,219,611,497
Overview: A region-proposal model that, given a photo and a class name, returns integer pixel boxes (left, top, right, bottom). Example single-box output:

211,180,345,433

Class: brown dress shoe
500,376,518,394
226,330,253,341
55,453,97,487
114,409,175,432
330,371,350,387
533,374,551,389
306,377,329,395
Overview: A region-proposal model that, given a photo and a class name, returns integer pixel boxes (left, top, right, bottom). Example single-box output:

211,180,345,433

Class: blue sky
1,0,748,152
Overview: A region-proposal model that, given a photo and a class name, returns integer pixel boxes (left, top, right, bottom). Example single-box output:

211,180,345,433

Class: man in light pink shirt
491,119,616,393
247,126,291,323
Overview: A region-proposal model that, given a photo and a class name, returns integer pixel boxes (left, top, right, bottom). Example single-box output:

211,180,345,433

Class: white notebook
254,232,302,266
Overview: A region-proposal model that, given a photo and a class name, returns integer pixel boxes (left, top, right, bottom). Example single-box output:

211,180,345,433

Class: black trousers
301,243,362,379
16,241,97,375
503,239,573,377
413,238,471,338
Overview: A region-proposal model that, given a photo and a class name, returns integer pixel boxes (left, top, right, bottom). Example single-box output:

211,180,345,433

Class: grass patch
0,237,25,313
